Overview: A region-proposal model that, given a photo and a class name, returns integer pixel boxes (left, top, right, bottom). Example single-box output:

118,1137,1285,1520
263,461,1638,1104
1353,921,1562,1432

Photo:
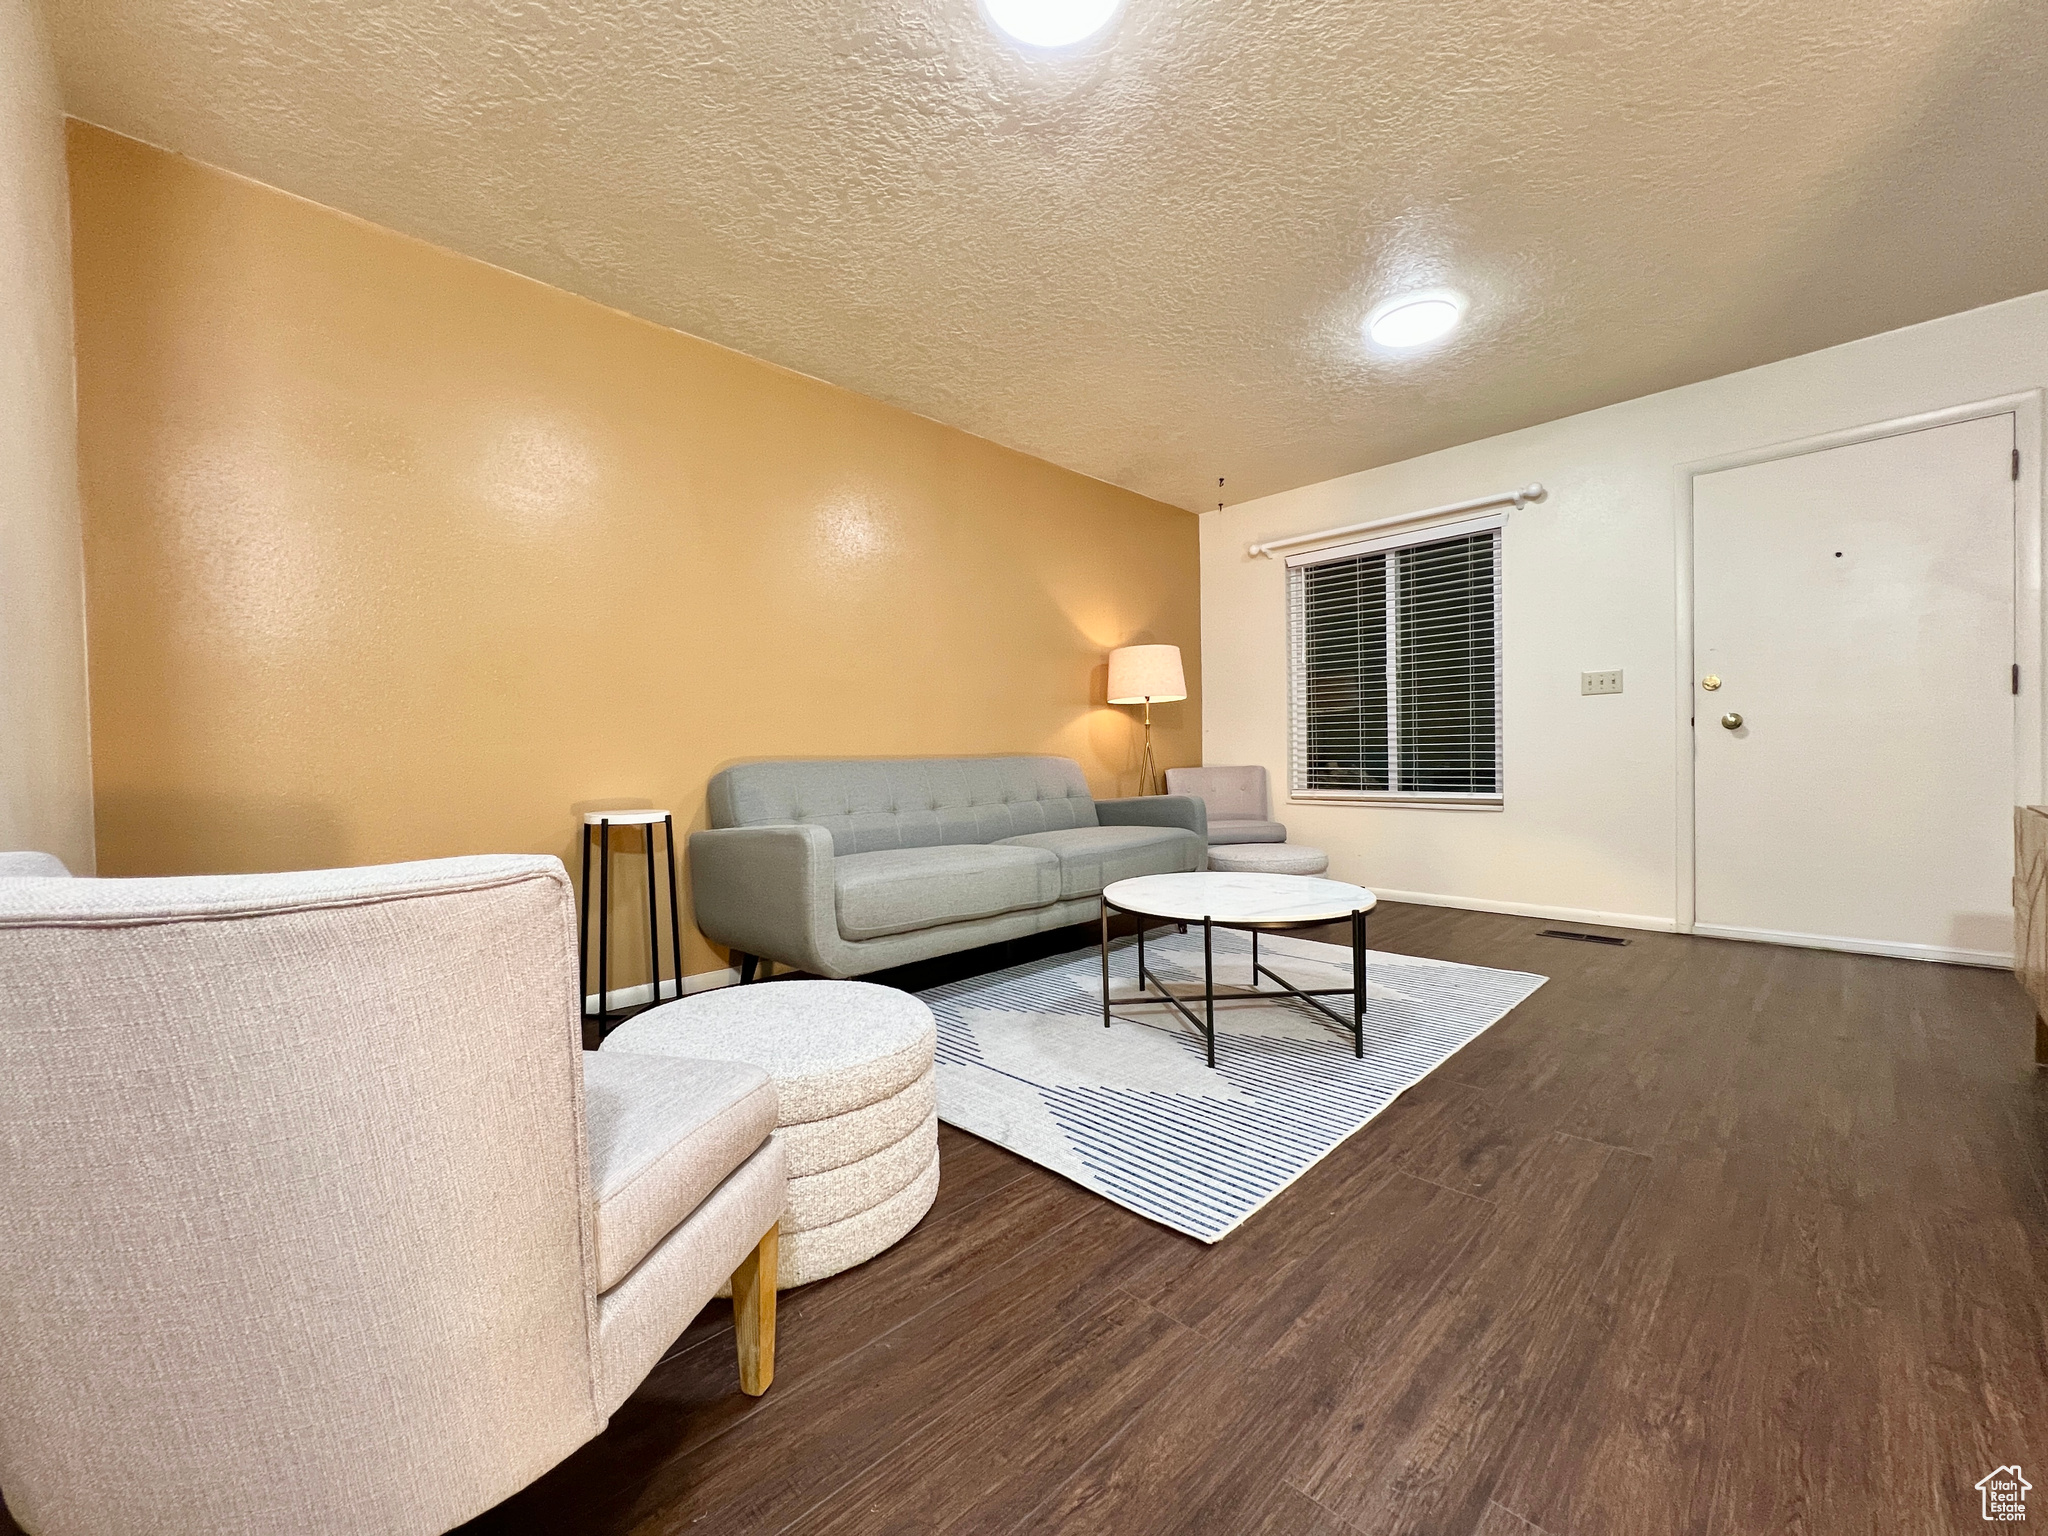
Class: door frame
1672,390,2045,956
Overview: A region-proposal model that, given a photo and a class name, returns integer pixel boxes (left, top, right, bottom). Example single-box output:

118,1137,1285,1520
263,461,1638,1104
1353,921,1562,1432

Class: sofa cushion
1165,765,1269,821
582,1052,778,1293
1208,817,1289,845
707,757,1099,854
996,825,1205,898
832,844,1059,940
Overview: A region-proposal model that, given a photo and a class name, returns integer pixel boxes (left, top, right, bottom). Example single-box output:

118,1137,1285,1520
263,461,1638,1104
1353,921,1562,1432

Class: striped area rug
921,928,1545,1242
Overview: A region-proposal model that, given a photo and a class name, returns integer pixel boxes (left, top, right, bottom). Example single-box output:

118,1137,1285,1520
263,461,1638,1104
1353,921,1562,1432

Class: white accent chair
1165,765,1288,844
0,855,785,1536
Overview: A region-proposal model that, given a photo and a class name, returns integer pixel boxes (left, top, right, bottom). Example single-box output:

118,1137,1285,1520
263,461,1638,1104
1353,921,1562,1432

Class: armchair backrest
1165,765,1270,821
0,856,603,1536
707,756,1100,855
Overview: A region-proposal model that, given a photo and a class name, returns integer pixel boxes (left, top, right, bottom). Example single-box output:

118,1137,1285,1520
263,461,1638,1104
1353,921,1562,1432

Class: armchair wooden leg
732,1223,778,1396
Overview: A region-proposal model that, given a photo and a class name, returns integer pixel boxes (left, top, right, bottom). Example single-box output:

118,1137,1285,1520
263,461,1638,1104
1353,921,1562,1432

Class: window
1287,518,1502,803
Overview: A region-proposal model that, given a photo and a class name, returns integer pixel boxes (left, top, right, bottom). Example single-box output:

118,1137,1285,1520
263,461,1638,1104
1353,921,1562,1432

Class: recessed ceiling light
981,0,1121,48
1366,292,1464,350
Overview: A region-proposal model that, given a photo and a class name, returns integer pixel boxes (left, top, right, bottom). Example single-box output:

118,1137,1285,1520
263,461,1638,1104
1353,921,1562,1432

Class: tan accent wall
70,122,1200,981
0,9,93,872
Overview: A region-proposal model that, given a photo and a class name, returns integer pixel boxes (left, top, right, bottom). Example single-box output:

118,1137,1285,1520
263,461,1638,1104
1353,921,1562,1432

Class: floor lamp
1107,644,1186,796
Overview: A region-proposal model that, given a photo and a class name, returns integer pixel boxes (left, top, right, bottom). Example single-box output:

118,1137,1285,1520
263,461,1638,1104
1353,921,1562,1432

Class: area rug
920,928,1546,1242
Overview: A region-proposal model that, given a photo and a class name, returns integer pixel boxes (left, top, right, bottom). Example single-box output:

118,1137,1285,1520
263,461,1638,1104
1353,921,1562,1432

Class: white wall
0,0,92,871
1202,290,2048,930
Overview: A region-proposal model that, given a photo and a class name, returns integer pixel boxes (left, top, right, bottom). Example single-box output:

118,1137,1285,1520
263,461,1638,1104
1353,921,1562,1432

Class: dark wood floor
459,903,2048,1535
14,904,2044,1534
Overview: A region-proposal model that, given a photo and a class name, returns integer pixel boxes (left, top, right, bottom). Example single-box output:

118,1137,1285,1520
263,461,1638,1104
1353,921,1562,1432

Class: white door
1692,413,2018,964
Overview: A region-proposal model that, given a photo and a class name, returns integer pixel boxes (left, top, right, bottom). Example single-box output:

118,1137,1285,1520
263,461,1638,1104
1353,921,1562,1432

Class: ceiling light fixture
1366,291,1464,350
981,0,1121,48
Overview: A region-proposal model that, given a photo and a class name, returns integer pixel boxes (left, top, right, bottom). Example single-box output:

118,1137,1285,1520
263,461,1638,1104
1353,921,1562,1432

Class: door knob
1720,712,1743,730
1701,675,1722,691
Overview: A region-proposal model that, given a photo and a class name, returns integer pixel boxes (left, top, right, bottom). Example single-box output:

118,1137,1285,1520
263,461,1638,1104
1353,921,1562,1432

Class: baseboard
1365,888,1679,934
1690,923,2012,969
584,968,737,1014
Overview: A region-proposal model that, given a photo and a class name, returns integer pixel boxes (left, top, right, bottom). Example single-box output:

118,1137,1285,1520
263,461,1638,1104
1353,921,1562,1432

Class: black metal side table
580,810,683,1038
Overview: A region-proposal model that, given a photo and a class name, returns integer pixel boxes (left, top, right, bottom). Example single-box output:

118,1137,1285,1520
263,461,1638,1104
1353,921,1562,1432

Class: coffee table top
1102,871,1376,925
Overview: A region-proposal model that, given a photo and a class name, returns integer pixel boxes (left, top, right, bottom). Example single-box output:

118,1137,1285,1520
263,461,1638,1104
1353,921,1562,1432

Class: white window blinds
1287,519,1503,801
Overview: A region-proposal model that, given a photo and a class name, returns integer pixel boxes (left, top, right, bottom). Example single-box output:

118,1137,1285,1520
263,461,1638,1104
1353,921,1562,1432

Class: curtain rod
1245,483,1547,559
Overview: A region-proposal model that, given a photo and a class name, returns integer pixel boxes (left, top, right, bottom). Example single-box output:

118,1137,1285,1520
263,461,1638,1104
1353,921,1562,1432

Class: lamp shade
1107,644,1186,704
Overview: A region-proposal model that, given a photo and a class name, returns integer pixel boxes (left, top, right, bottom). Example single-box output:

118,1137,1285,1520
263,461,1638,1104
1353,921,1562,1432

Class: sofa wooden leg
737,952,759,986
2037,1013,2047,1069
732,1223,778,1396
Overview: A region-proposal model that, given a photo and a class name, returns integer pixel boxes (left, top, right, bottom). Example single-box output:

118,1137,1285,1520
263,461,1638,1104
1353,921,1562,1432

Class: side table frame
580,813,684,1039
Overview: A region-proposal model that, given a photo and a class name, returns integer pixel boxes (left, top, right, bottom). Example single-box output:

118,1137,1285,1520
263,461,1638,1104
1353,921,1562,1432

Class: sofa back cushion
1165,764,1269,822
707,757,1100,854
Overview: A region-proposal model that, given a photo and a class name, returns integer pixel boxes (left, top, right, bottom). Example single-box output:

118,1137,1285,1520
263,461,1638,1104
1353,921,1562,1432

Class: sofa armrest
686,824,842,975
1095,795,1207,840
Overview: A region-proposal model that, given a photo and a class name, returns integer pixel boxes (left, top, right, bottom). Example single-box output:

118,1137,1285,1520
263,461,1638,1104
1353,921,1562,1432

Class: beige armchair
0,855,785,1536
1164,765,1288,844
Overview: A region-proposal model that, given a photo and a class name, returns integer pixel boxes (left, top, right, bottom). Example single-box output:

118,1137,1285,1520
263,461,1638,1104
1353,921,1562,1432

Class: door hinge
2015,448,2022,482
2015,663,2022,696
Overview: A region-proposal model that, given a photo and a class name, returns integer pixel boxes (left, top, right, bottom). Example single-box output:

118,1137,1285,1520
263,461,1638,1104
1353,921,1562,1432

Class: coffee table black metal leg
1100,899,1111,1027
1251,927,1259,988
1351,906,1366,1057
1203,915,1216,1068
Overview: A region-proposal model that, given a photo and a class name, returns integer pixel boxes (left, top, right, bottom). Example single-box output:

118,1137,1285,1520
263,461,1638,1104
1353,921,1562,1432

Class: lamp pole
1140,697,1157,795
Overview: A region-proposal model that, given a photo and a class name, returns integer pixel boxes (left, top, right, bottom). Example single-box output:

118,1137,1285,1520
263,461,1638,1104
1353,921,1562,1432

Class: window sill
1288,793,1504,811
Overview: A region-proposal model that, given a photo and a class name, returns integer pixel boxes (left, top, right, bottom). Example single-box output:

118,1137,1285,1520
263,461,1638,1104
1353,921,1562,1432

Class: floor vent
1536,929,1630,946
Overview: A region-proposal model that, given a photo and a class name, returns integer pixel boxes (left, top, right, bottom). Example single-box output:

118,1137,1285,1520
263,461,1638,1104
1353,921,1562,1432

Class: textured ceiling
45,0,2048,510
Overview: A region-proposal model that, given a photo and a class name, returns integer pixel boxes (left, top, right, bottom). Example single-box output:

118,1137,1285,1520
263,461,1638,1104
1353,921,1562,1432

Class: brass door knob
1701,675,1722,691
1720,712,1743,730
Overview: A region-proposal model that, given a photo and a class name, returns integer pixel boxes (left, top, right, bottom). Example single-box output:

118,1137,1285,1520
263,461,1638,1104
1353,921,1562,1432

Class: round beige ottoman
600,980,937,1291
1207,843,1330,875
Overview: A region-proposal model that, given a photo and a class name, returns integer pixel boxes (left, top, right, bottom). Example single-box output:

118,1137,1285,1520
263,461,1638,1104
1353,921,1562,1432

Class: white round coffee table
1099,872,1377,1066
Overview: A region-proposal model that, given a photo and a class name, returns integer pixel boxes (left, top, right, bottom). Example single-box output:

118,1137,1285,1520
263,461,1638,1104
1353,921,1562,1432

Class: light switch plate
1582,669,1623,695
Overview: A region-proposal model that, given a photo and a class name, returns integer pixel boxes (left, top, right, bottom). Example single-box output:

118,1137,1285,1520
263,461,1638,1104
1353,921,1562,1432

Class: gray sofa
690,756,1207,979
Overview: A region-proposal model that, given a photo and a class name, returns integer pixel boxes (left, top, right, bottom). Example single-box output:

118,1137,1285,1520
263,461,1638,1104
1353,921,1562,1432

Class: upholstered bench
602,980,937,1290
1206,843,1330,875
